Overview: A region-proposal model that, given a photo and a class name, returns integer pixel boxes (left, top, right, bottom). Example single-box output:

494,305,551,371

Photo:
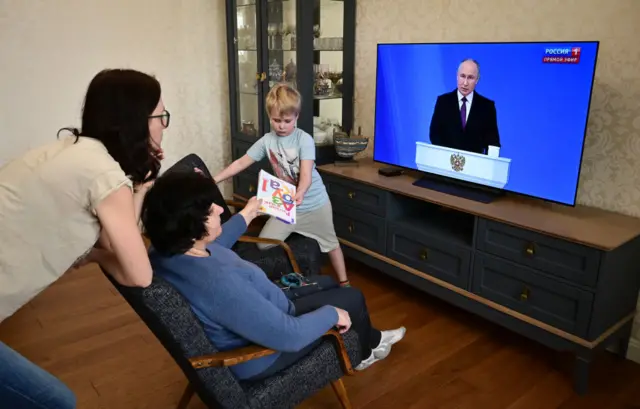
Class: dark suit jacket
428,90,500,154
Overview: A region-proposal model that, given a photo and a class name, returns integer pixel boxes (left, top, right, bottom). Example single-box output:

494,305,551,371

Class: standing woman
0,68,168,408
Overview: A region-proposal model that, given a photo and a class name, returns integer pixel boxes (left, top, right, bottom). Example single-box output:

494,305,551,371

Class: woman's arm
132,182,153,223
94,185,153,287
211,197,261,249
209,273,340,352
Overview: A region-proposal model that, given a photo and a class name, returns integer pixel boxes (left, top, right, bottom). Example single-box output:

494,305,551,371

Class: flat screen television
373,41,600,206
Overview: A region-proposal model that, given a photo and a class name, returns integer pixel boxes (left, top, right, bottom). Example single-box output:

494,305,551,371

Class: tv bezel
371,40,600,207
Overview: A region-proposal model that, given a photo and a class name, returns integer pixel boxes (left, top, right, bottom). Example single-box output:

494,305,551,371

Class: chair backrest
102,271,251,408
161,153,234,224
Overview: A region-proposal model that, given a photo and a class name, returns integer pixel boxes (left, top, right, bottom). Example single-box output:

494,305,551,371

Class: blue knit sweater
148,213,339,380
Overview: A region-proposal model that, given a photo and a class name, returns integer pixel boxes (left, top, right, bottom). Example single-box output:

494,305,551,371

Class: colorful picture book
256,169,297,224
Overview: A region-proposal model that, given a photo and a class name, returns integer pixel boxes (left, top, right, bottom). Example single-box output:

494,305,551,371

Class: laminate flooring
1,260,639,408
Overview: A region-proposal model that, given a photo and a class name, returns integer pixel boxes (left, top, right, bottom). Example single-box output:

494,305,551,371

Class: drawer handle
348,191,356,199
420,249,428,260
249,184,255,193
347,222,354,233
525,243,535,256
520,287,530,301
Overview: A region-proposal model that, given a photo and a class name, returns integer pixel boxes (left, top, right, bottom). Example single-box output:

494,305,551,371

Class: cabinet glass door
264,0,298,133
234,0,261,138
313,0,346,146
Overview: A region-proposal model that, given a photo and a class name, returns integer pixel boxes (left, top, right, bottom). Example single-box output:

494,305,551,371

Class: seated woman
141,170,406,381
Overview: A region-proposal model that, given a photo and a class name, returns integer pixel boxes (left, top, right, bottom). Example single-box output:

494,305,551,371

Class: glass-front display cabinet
226,0,356,198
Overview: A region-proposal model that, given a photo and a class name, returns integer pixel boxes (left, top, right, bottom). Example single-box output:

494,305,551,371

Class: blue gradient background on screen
373,42,599,205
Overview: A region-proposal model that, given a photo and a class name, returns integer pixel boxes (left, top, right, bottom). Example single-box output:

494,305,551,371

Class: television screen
373,41,599,206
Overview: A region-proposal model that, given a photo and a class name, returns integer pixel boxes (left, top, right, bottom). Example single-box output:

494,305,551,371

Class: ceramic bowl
334,136,369,159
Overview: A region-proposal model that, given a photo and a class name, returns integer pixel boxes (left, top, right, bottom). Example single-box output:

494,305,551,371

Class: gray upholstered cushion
108,273,361,409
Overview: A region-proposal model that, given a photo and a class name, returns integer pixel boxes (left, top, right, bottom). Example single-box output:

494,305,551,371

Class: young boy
213,83,351,287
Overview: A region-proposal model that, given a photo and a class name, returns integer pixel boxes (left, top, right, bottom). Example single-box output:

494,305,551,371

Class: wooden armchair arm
324,328,355,375
188,329,355,376
190,344,277,369
237,235,301,274
225,199,247,210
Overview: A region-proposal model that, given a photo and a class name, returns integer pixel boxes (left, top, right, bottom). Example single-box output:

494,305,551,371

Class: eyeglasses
149,109,170,128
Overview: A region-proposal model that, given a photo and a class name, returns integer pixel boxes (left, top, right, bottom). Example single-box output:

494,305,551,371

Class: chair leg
330,379,352,409
176,382,195,409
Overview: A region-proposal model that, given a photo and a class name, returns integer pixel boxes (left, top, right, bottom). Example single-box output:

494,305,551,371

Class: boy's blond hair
265,83,301,117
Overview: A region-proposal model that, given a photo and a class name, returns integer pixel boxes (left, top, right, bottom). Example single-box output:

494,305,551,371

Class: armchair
163,154,323,279
102,270,361,409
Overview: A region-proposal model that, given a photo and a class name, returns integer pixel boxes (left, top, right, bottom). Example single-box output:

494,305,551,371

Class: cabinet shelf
226,0,356,197
314,94,342,100
388,194,475,248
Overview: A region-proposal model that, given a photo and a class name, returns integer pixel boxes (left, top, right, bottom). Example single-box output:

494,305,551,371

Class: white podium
415,142,512,188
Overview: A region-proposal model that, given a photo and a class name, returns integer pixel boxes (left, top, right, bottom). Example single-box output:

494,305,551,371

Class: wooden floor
1,259,639,409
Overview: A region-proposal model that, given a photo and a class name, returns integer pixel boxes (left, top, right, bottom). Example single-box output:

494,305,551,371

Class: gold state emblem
450,153,466,172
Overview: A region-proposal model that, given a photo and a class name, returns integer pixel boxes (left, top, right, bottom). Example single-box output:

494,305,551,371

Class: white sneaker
355,327,406,371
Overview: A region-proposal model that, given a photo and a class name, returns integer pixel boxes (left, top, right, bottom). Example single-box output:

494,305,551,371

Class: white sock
375,327,406,349
355,327,407,371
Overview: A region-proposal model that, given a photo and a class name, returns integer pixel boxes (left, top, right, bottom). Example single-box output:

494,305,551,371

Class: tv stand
316,158,640,395
412,174,503,204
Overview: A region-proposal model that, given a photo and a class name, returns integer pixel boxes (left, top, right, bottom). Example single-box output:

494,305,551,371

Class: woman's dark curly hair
141,171,219,256
58,68,162,184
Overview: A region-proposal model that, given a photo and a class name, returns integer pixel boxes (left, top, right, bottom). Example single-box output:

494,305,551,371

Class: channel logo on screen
542,47,581,64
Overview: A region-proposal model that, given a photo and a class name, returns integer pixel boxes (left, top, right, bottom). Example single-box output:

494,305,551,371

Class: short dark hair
459,58,480,76
58,68,162,184
141,171,218,256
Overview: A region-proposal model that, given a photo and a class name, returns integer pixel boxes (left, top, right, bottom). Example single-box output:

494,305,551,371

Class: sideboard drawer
476,219,601,287
323,174,388,216
472,253,593,337
386,222,471,289
333,205,386,254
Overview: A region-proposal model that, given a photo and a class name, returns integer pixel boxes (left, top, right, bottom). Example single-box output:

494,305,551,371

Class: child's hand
294,191,304,206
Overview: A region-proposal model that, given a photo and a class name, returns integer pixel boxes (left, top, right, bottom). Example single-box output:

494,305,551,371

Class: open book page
256,169,297,224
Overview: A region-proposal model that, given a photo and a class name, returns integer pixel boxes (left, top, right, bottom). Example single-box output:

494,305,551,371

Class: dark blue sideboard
316,158,640,396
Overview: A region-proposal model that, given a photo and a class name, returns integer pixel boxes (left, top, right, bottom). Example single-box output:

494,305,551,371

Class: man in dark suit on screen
429,59,500,155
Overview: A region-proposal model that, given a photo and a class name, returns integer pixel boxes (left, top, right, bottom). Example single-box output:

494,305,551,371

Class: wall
352,0,640,361
0,0,232,194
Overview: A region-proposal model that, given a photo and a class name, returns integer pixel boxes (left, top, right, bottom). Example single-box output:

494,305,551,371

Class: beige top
0,136,132,323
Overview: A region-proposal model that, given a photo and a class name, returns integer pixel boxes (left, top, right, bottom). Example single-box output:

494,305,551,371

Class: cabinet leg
617,322,633,360
572,353,592,396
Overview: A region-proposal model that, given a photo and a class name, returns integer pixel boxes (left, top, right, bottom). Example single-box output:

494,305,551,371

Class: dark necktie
461,97,467,129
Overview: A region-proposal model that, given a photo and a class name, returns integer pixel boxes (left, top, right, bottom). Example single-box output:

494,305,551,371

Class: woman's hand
70,247,103,270
334,307,352,334
150,140,164,161
239,196,262,225
294,190,304,206
132,170,156,223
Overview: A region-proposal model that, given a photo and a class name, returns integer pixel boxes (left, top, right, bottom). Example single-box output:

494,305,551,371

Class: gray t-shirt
247,128,329,213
